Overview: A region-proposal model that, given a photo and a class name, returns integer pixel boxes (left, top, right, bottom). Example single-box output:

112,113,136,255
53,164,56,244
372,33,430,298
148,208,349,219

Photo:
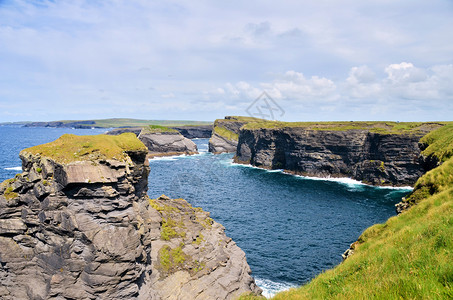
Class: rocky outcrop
106,127,143,136
0,134,261,299
169,125,213,139
234,127,432,186
208,116,262,154
107,127,198,158
139,131,198,158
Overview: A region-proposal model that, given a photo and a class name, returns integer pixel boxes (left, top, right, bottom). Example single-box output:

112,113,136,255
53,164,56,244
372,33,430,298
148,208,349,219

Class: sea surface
0,126,412,298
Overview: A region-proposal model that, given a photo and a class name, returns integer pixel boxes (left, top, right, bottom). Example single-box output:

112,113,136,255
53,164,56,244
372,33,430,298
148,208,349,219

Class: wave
4,166,22,171
148,156,183,162
228,161,413,191
255,277,296,298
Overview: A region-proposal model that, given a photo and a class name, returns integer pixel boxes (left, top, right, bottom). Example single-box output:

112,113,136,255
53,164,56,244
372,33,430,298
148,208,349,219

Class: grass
141,124,178,134
240,124,453,300
157,244,188,275
213,125,239,141
242,121,449,134
21,133,147,164
419,123,453,162
211,116,265,141
3,186,18,200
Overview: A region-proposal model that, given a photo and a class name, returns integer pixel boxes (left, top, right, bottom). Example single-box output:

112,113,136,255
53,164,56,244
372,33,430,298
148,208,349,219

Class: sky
0,0,452,122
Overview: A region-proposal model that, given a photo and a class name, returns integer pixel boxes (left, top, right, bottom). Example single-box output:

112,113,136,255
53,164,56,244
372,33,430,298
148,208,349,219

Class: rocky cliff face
0,134,261,299
139,131,198,158
208,117,262,154
235,127,428,186
169,125,213,139
107,128,198,158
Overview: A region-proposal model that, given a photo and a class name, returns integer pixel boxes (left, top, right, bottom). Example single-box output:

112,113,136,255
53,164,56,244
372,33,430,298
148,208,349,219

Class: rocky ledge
108,126,198,158
208,117,262,154
169,125,213,139
234,123,442,186
0,133,261,299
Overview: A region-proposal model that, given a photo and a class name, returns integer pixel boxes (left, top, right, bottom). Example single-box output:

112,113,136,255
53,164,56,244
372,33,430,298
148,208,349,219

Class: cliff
107,126,198,158
234,121,444,186
208,116,263,154
0,133,261,299
244,123,453,300
169,125,213,139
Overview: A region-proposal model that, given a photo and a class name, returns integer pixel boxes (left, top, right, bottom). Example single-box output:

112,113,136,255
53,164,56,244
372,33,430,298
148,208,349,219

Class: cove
148,139,412,297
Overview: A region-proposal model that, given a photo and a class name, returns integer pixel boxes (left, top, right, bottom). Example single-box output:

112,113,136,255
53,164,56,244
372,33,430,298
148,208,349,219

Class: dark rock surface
107,128,198,158
208,117,250,154
0,139,261,299
139,131,198,158
169,125,213,139
234,127,428,186
106,127,143,136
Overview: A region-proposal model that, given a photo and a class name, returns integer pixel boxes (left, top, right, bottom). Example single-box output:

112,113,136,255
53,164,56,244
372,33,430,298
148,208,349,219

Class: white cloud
0,1,452,122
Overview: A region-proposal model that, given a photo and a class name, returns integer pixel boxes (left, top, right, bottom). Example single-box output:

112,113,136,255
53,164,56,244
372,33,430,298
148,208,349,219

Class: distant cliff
0,133,261,299
208,116,263,154
234,122,443,186
169,125,213,139
107,125,198,158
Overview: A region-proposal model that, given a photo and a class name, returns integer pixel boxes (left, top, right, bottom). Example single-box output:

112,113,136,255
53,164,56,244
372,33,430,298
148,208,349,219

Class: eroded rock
0,134,260,299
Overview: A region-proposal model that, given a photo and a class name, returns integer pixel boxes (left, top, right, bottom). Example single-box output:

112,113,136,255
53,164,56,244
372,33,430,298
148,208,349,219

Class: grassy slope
243,120,448,135
141,125,179,134
240,124,453,300
212,116,265,141
22,133,146,163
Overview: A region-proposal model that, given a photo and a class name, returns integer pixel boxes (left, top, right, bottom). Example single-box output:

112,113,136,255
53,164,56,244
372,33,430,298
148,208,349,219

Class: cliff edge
208,117,263,154
0,133,260,299
234,121,444,186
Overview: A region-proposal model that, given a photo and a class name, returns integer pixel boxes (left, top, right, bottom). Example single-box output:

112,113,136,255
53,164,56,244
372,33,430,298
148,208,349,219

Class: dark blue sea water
0,127,411,297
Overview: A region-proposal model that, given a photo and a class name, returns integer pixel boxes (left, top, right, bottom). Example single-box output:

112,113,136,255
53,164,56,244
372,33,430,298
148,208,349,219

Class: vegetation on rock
142,125,179,134
241,124,453,299
21,133,146,164
242,120,449,135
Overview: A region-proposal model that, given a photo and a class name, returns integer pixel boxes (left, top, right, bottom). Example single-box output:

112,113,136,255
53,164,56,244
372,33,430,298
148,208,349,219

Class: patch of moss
22,133,147,164
192,233,205,245
157,244,188,276
4,186,18,200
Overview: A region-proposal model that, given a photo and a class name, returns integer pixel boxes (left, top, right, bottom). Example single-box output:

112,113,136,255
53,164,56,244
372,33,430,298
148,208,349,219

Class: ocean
0,126,411,297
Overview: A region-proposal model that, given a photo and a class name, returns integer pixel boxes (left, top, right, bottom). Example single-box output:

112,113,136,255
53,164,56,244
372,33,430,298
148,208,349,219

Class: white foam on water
4,166,22,171
255,277,297,298
227,161,413,191
148,156,182,162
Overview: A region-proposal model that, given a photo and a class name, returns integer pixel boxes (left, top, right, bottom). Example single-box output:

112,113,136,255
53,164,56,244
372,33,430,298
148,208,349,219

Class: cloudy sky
1,0,452,122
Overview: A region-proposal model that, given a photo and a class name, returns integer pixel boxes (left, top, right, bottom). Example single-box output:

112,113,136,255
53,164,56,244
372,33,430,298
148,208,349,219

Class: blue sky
0,0,452,122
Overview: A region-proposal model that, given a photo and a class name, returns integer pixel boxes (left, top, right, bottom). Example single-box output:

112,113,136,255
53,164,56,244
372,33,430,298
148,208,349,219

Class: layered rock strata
234,127,431,186
0,133,261,299
168,125,213,139
107,128,198,158
208,117,261,154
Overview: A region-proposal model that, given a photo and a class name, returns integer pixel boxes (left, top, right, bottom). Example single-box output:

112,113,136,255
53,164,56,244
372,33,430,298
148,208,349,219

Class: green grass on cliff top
242,120,449,134
420,123,453,162
21,133,147,163
241,124,453,300
142,125,179,133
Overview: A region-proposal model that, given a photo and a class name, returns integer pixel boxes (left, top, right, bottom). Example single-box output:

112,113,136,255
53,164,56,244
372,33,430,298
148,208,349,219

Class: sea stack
0,133,261,299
